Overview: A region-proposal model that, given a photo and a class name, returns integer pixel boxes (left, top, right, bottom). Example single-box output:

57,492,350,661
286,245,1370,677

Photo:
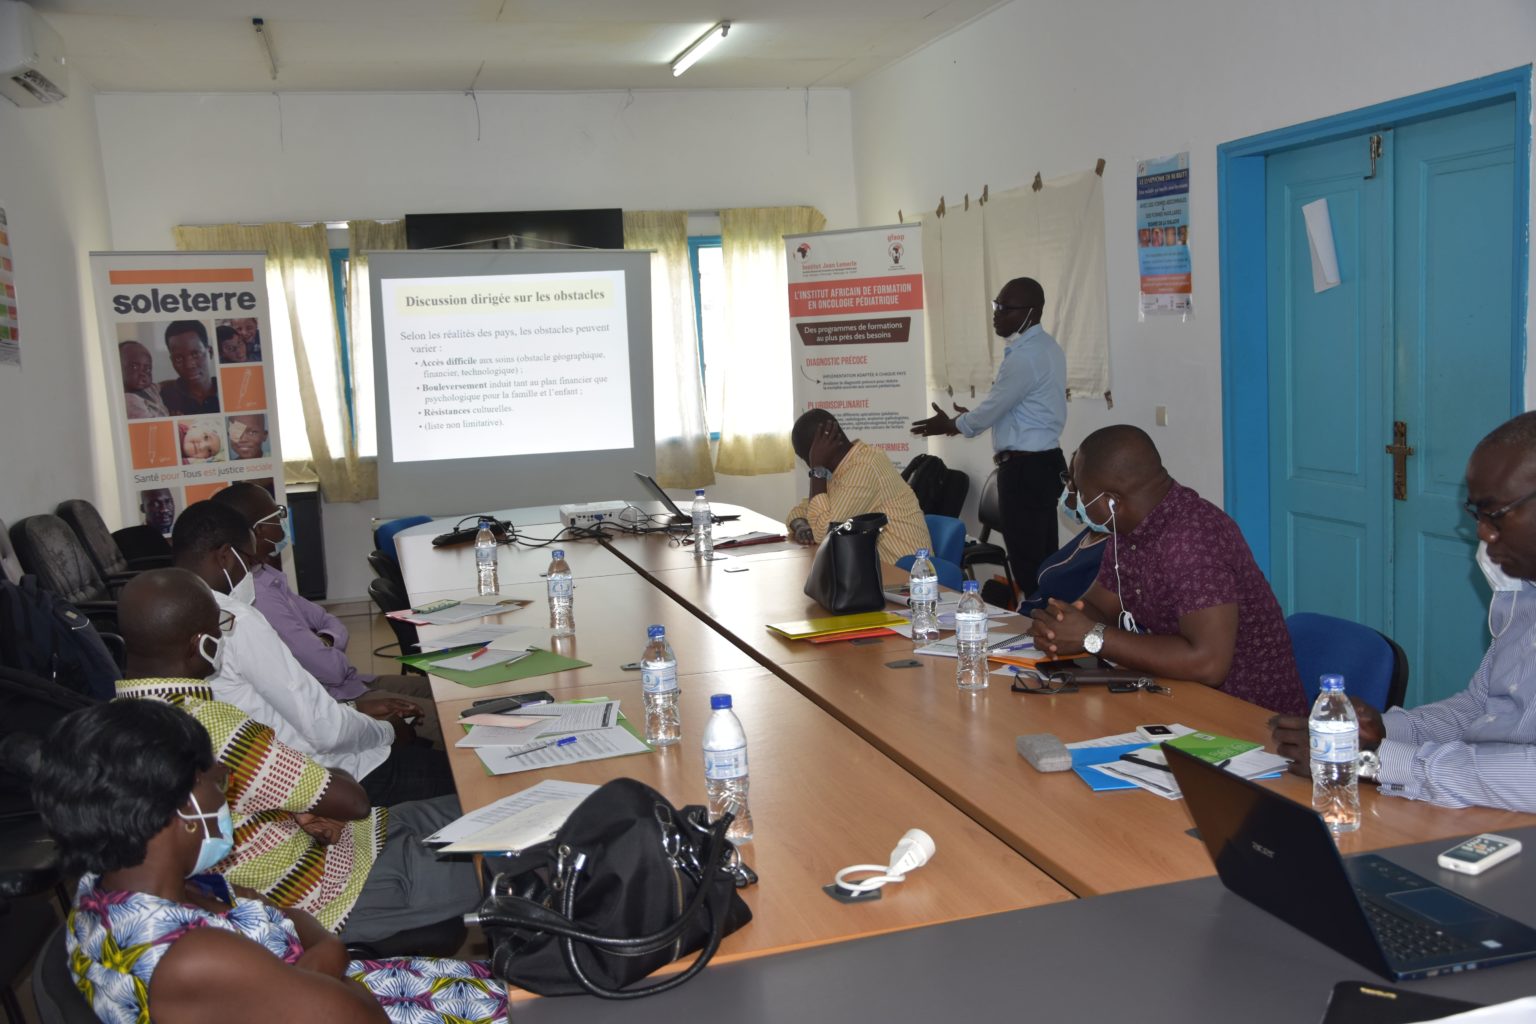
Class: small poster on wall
1136,152,1193,317
0,203,18,366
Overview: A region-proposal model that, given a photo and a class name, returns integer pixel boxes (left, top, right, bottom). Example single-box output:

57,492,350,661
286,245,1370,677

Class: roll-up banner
90,251,285,534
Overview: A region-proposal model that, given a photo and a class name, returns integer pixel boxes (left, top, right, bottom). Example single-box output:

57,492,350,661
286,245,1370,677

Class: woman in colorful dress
27,698,508,1024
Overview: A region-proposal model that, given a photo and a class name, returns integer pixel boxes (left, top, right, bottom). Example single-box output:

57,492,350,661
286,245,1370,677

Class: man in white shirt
171,501,455,805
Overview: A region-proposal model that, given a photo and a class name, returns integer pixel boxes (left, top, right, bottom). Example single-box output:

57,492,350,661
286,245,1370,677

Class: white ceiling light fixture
671,21,730,78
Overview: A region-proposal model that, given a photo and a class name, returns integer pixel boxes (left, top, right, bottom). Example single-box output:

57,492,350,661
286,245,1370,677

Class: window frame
687,234,723,441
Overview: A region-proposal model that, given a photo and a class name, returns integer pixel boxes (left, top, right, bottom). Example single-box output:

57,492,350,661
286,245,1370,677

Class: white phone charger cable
833,829,936,895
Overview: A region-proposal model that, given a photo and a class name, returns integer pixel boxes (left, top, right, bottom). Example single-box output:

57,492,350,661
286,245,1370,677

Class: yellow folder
765,611,909,640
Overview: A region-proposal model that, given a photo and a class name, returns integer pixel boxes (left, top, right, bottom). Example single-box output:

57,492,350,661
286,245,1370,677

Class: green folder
398,646,591,688
1164,731,1260,764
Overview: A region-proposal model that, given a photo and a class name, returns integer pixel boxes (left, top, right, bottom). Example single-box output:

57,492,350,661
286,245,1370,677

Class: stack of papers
1066,725,1289,799
765,611,908,640
421,623,547,652
425,780,597,854
387,596,532,626
456,699,653,776
914,632,1035,658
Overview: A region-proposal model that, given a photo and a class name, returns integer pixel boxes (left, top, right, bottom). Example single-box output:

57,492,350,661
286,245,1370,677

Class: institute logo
796,242,811,260
888,241,904,265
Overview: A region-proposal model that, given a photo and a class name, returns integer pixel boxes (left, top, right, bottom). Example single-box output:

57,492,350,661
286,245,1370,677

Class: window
688,235,725,439
328,247,355,440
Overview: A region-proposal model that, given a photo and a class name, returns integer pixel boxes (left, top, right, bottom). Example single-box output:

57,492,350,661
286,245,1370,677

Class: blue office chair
895,553,965,591
923,515,966,567
1286,612,1409,711
373,515,432,563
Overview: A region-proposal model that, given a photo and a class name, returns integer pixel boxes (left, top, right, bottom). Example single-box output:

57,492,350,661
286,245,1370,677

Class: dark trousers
362,738,457,806
995,448,1068,595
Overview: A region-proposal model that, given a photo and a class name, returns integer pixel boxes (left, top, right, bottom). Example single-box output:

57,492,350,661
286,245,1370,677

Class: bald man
911,276,1067,593
1269,412,1536,811
114,568,480,943
1029,425,1304,714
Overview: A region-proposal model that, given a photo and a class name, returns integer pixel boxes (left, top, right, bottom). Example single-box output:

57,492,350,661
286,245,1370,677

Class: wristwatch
1357,749,1381,781
1082,623,1107,655
810,466,832,480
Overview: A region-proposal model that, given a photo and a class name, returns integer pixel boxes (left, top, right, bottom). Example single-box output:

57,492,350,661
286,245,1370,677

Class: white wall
94,88,858,597
0,86,114,530
850,0,1536,533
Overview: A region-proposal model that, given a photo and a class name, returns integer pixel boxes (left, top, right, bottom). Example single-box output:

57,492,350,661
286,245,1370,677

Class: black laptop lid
1165,744,1390,976
633,472,685,517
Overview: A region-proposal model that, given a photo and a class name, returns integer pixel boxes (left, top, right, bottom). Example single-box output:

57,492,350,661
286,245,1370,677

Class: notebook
1166,744,1536,980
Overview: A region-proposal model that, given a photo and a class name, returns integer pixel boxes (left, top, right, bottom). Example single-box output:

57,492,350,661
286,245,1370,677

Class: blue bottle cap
1320,673,1345,691
695,489,706,496
647,624,665,638
915,547,929,559
552,549,564,559
962,580,979,592
710,694,732,710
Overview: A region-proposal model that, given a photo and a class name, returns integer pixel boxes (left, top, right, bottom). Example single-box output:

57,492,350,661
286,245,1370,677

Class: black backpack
0,576,121,701
902,453,949,514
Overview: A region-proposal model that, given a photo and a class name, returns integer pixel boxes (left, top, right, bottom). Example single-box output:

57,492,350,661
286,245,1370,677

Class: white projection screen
369,249,654,515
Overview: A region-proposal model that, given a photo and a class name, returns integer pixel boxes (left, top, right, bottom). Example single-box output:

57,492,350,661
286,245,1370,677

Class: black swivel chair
368,577,426,675
0,523,23,586
961,469,1014,593
56,499,171,581
31,924,98,1024
367,549,406,592
7,516,121,633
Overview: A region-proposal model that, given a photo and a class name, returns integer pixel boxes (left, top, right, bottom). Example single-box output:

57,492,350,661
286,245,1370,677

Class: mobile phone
509,690,555,706
1136,724,1176,742
462,695,522,717
1438,834,1522,875
1033,658,1085,674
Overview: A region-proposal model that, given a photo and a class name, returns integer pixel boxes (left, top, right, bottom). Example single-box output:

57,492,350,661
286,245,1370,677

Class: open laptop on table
1165,744,1536,980
633,472,740,526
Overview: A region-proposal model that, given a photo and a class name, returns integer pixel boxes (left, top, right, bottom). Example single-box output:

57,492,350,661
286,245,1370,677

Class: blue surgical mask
1077,491,1114,535
177,791,235,877
269,518,291,558
1059,486,1086,527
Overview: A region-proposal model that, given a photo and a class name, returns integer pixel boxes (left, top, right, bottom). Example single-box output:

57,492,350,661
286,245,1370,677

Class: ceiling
31,0,1004,92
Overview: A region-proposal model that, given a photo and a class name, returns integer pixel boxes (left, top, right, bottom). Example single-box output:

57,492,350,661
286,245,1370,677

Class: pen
469,644,491,661
506,736,577,758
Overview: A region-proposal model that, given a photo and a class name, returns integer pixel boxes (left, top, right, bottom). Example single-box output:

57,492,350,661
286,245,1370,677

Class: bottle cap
915,547,929,559
552,549,565,559
1320,673,1345,691
962,580,979,592
710,694,732,710
647,625,665,638
695,489,706,496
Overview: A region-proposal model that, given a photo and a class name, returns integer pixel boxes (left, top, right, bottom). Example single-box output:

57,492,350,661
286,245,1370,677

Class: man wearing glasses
911,276,1067,594
1269,412,1536,812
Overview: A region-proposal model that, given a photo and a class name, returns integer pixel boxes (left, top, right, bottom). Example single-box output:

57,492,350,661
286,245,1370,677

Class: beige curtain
175,223,375,501
714,205,826,476
623,211,714,488
346,219,406,463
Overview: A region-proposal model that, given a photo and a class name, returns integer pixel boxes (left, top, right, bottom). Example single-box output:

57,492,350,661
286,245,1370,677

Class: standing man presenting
911,276,1067,593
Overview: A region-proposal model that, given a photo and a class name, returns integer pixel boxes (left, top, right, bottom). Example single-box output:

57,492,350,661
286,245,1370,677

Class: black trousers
362,738,458,807
995,448,1067,596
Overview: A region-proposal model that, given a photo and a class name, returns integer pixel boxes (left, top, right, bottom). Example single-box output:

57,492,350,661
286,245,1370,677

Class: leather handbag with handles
803,512,888,614
474,777,755,1000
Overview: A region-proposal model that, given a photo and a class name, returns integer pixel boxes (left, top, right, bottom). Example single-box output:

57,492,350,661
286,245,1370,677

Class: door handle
1384,420,1415,501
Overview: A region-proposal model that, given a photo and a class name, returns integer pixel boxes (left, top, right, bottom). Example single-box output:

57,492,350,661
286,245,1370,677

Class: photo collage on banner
1136,152,1193,316
90,254,284,535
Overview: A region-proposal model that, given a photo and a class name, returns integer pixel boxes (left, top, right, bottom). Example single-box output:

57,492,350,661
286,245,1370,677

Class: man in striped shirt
786,409,931,566
1270,413,1536,812
114,568,480,943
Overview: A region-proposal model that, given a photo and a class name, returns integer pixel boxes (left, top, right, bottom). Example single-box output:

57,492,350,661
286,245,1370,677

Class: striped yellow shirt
787,440,932,566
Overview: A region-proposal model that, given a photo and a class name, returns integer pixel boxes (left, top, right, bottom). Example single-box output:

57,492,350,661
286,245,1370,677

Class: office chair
4,895,61,1024
1286,612,1409,711
961,470,1014,592
367,549,406,591
109,526,174,571
0,523,23,586
368,577,425,674
55,499,170,581
922,515,966,567
30,925,97,1024
7,516,120,632
373,515,432,563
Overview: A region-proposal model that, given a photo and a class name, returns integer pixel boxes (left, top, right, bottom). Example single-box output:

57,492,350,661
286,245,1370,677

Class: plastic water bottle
473,517,499,595
1309,674,1360,834
547,549,574,637
691,489,714,559
955,580,988,691
908,547,940,645
641,625,681,747
702,694,753,843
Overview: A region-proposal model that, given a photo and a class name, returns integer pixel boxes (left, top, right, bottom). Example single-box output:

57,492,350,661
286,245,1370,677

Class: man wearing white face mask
1271,412,1536,812
171,501,456,807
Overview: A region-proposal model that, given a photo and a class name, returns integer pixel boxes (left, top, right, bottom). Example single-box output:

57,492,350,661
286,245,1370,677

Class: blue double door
1266,99,1520,706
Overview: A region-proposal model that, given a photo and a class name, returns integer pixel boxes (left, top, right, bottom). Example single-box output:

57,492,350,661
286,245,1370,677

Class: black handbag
803,512,888,614
475,778,755,999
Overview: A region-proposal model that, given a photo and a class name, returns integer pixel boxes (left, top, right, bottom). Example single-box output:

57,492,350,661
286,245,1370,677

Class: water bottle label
641,665,678,693
704,746,748,780
1310,728,1359,763
909,579,937,602
955,613,987,642
547,577,573,598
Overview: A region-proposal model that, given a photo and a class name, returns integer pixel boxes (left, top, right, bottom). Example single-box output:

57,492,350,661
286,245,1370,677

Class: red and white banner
785,224,927,468
90,251,285,534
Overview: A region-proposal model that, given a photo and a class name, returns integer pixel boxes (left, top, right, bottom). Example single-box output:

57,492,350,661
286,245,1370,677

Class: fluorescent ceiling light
672,21,730,77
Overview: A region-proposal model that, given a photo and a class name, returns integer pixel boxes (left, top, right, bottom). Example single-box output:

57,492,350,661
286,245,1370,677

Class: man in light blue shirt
912,277,1067,593
1269,412,1536,812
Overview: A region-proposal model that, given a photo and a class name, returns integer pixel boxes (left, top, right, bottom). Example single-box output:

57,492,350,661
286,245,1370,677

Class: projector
560,501,631,529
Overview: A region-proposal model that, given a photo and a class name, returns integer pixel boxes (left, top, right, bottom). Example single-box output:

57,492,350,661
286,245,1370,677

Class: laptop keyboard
1359,894,1478,961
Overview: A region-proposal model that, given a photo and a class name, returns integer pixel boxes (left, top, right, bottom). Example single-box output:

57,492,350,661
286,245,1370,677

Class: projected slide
380,270,633,463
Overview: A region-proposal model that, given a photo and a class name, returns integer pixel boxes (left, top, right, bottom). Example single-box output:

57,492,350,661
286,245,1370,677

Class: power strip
559,501,631,529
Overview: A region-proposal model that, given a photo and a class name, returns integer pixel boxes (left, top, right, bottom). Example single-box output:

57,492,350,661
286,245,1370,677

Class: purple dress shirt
251,565,374,700
1095,482,1305,715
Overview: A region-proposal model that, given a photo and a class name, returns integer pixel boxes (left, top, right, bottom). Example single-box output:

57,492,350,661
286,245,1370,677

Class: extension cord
832,828,936,896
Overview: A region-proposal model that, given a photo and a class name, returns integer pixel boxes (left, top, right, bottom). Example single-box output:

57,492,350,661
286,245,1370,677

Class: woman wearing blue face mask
27,700,508,1024
1016,464,1110,615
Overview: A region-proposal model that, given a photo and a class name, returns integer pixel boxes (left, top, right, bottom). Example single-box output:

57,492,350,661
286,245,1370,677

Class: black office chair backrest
0,520,23,585
367,549,406,591
368,577,420,656
1377,630,1411,710
976,470,1005,541
109,525,173,569
54,500,128,580
8,517,109,606
936,467,970,519
32,923,101,1024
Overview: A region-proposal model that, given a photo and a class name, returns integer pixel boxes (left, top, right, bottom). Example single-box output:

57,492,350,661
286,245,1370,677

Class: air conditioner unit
0,1,69,108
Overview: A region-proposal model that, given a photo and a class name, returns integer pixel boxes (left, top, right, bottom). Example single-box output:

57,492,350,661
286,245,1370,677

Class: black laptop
1165,744,1536,980
633,472,739,525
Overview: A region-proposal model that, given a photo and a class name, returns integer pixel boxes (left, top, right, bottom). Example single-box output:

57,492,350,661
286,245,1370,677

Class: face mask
1058,486,1086,527
177,791,235,877
223,549,256,605
196,632,224,676
270,519,292,558
1477,542,1521,639
1077,492,1114,535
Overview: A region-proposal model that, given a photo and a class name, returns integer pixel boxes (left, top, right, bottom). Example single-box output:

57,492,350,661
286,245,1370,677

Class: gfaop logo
888,241,904,265
796,242,811,260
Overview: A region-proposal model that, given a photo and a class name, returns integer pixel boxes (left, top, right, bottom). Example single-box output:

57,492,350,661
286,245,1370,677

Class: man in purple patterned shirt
1030,425,1305,714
